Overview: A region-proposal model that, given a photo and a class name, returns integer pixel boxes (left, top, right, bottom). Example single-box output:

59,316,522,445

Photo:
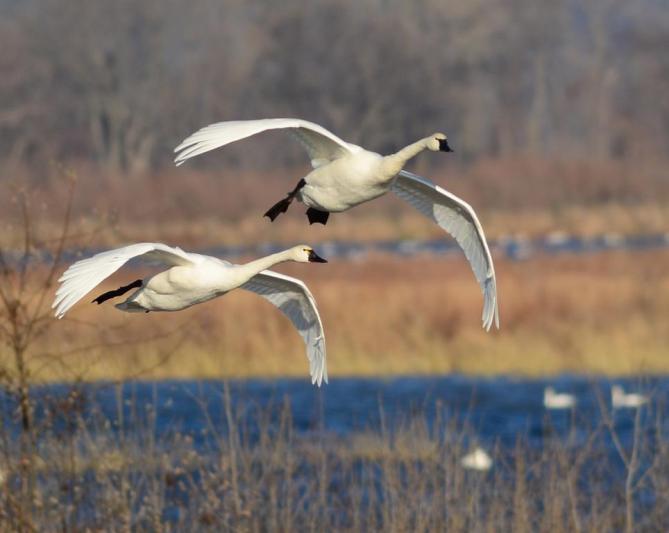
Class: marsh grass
3,160,669,248
0,384,667,531
2,171,668,381
1,177,668,531
15,249,669,382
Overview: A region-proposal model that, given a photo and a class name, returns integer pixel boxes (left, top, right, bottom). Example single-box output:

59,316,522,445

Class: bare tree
1,0,668,172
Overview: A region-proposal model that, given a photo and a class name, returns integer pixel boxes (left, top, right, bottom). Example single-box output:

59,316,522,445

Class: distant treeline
1,0,668,174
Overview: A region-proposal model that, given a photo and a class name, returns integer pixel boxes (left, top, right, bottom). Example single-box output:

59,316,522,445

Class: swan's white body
52,243,328,386
461,447,493,471
543,387,576,409
174,118,499,331
611,385,648,409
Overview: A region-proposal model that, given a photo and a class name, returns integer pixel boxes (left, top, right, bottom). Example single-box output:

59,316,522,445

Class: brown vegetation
1,1,668,528
6,249,665,383
0,388,667,531
0,177,666,383
2,158,668,249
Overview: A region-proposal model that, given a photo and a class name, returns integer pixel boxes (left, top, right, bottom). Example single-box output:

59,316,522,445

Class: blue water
208,232,669,261
4,375,666,528
8,231,669,267
20,375,668,453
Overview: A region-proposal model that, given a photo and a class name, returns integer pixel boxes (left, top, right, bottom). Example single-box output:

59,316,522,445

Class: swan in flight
543,387,576,409
174,118,499,330
611,385,648,409
52,243,329,386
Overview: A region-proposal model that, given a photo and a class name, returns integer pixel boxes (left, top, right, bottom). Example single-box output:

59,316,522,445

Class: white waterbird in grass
52,243,329,386
174,118,499,331
611,385,648,409
461,447,493,471
543,387,576,409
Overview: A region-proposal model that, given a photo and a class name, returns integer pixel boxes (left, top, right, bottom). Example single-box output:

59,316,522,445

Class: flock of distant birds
52,118,500,385
461,384,650,472
544,384,648,410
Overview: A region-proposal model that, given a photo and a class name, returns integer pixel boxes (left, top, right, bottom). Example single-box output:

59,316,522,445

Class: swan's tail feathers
263,178,306,222
306,208,330,225
92,279,142,305
115,299,148,313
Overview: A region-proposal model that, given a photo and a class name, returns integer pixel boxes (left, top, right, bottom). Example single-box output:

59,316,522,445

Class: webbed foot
306,208,330,225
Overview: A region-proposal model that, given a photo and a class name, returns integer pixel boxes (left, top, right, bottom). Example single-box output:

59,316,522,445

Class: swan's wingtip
481,312,500,332
311,371,328,387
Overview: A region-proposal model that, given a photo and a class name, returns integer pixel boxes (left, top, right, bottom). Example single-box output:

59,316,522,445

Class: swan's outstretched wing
53,243,195,319
241,270,327,387
392,170,499,331
174,118,358,168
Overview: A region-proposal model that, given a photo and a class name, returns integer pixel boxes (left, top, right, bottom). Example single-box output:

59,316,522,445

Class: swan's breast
301,151,390,211
144,262,230,299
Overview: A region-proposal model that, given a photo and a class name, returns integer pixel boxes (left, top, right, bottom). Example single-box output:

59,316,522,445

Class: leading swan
52,243,329,386
174,118,499,330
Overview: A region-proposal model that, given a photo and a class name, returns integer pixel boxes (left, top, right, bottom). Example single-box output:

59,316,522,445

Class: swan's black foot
264,198,292,221
92,279,142,305
263,178,307,222
306,208,330,225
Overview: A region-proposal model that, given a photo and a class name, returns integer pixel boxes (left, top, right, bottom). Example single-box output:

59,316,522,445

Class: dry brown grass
9,248,668,383
1,166,668,382
3,157,668,248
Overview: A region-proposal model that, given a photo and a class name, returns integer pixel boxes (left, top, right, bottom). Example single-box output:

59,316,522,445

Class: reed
1,175,667,383
0,385,666,531
2,249,666,383
2,161,669,248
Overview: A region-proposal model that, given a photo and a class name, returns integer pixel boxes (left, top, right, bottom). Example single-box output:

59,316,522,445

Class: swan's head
427,133,453,153
611,385,623,397
292,245,328,263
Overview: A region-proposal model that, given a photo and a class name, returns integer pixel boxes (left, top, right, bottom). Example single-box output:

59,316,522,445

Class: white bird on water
543,387,576,409
174,118,499,331
52,243,329,386
611,385,648,409
461,447,493,471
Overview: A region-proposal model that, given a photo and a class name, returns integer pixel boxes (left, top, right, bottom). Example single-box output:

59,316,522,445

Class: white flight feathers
174,118,499,331
53,243,328,387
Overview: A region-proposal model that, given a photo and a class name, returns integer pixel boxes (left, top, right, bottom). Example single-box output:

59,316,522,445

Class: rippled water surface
20,375,668,451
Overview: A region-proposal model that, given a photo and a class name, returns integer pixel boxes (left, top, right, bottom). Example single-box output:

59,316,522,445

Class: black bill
308,250,328,263
438,138,453,152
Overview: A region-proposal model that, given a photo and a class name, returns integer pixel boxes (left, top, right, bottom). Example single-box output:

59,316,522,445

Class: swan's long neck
234,249,295,281
382,138,431,176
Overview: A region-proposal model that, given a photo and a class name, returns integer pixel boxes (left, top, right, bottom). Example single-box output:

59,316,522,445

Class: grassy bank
6,249,667,383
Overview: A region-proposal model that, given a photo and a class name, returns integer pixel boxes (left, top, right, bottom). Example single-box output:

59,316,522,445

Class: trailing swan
611,385,648,409
52,243,329,386
174,118,499,331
